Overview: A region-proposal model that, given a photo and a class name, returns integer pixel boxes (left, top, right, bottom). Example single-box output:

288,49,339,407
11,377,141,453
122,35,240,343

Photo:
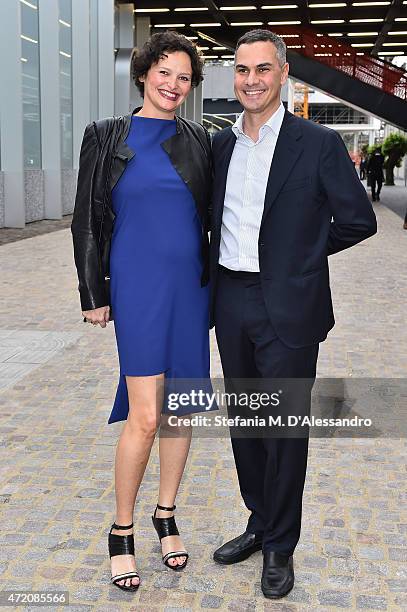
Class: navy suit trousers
215,266,319,555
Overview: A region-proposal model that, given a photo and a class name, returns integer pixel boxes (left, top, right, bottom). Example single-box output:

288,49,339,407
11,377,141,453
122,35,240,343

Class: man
359,155,366,180
209,30,377,599
366,147,385,201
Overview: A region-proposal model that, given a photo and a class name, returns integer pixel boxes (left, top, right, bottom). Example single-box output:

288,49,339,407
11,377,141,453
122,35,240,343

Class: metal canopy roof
121,0,407,59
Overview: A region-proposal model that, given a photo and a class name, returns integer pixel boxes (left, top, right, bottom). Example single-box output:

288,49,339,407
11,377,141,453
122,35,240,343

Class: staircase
280,26,407,130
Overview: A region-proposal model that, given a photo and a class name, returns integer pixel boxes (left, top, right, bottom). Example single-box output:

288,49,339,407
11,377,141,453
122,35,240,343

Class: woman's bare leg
111,374,164,587
156,415,192,567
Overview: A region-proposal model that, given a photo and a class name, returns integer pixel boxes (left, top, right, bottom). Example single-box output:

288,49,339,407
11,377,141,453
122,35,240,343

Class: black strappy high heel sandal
152,504,189,571
108,522,140,591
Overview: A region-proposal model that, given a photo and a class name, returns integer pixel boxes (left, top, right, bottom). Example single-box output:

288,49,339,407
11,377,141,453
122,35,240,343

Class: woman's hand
82,306,110,328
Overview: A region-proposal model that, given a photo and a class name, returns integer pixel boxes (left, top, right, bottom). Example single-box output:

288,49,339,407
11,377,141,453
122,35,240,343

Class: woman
71,31,215,592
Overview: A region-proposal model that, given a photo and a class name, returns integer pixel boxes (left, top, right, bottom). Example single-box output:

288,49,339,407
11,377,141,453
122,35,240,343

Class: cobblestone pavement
0,195,406,612
363,178,407,222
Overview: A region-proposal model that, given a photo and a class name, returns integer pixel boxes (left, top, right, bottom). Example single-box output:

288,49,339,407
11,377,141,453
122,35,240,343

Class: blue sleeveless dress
107,116,213,424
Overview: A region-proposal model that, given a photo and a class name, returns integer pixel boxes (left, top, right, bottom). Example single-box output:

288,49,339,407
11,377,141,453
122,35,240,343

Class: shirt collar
232,102,285,140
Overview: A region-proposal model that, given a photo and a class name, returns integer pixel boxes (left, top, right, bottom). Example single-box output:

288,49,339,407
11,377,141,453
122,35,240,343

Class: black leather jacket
71,107,212,313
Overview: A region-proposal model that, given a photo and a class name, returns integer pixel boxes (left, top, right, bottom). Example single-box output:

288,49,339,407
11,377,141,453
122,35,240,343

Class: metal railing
278,26,407,101
309,105,369,124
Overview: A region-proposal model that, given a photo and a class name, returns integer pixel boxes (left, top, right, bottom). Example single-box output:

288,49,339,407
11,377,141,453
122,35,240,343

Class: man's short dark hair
132,31,204,96
236,29,287,67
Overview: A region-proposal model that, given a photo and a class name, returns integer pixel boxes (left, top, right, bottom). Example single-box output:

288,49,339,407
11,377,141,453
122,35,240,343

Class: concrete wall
0,168,77,227
0,0,113,228
203,64,235,100
25,170,45,223
61,170,78,215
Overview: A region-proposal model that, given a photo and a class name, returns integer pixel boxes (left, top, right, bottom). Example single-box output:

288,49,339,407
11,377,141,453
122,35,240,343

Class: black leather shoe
213,532,263,565
261,551,294,599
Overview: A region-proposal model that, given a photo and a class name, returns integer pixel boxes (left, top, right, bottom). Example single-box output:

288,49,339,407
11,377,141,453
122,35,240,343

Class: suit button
259,242,265,248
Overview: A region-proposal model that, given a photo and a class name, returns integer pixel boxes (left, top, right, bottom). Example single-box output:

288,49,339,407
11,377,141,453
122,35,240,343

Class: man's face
234,41,289,115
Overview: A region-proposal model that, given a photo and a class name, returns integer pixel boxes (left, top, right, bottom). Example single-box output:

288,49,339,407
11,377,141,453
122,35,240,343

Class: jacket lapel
261,110,303,223
213,128,236,233
110,113,135,192
160,117,198,200
161,116,211,224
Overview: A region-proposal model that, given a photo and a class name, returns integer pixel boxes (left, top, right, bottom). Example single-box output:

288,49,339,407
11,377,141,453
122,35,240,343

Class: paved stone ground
0,216,72,247
362,178,407,222
0,191,406,611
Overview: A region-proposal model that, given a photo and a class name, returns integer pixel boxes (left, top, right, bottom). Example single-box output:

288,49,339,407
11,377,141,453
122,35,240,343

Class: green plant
366,143,382,156
361,143,370,157
382,133,407,186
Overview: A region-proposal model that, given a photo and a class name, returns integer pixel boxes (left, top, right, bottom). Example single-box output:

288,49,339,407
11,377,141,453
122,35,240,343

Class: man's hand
82,306,110,328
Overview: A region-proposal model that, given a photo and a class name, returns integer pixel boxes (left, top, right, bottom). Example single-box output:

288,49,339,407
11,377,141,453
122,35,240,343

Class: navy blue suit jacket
209,110,377,348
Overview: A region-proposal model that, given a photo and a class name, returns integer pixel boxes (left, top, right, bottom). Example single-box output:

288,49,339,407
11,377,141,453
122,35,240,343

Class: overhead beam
296,0,311,33
199,0,230,28
194,29,235,52
342,0,355,42
371,0,404,56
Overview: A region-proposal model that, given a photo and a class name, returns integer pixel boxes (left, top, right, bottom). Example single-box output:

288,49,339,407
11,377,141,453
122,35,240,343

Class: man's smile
244,89,266,97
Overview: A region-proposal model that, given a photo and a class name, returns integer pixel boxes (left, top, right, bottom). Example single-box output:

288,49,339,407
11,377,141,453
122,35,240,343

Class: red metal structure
276,26,407,102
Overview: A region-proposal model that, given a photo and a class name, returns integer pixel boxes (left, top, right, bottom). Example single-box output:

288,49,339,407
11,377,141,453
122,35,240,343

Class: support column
0,0,25,227
89,0,99,120
72,0,91,168
135,15,150,48
185,88,196,121
194,82,203,123
115,3,135,116
118,2,134,46
133,15,150,109
353,132,359,156
287,78,295,114
38,0,62,219
177,104,186,119
97,0,115,119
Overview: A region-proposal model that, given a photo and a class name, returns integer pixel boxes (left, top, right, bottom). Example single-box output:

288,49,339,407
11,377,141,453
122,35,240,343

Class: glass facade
59,0,73,168
0,0,119,226
20,0,41,168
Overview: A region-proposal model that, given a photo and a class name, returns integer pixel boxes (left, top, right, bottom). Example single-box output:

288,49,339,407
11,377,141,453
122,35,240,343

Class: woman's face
140,51,193,117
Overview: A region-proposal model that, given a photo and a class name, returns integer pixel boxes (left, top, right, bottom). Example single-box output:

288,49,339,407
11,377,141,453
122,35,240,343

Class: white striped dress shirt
219,103,285,272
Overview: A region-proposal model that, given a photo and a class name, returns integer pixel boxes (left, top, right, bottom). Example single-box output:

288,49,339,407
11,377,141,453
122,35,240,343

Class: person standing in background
367,147,385,201
359,155,366,180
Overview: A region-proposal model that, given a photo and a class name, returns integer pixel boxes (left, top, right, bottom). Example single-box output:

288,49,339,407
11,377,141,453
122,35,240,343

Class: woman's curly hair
132,31,204,97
